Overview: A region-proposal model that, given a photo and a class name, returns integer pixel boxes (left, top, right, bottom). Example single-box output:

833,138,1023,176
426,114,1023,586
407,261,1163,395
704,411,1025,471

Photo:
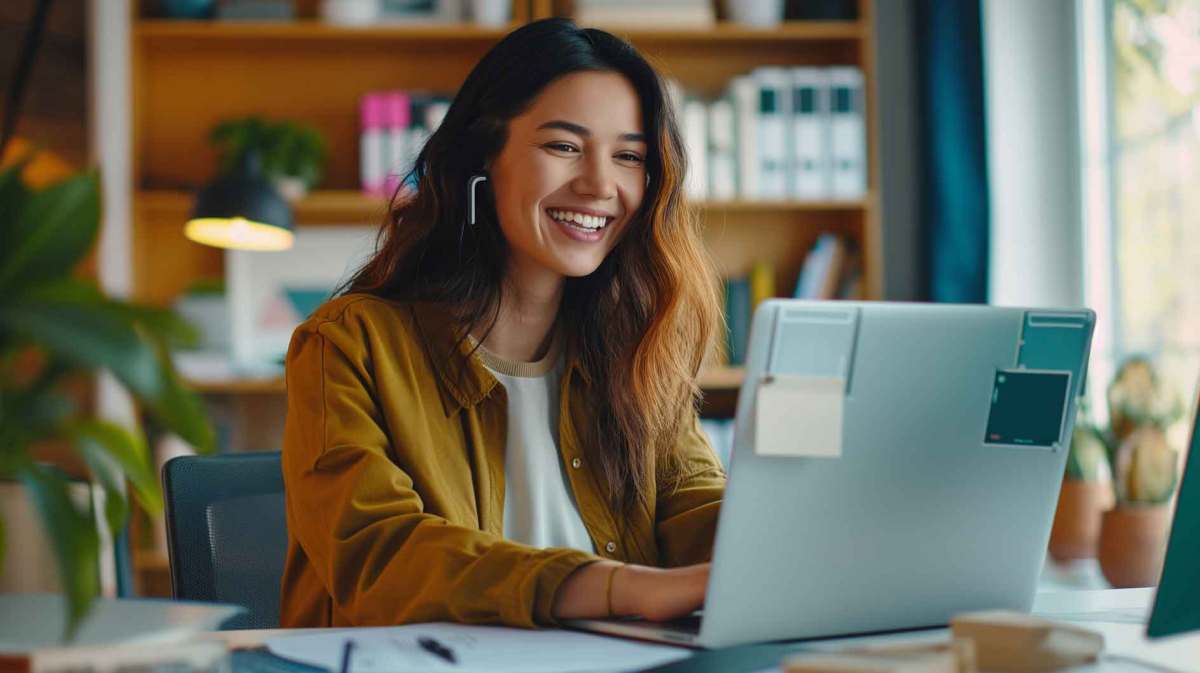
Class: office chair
162,451,286,629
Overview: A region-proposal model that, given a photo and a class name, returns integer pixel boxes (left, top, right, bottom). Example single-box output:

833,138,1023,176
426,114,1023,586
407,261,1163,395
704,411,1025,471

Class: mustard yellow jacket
279,294,726,628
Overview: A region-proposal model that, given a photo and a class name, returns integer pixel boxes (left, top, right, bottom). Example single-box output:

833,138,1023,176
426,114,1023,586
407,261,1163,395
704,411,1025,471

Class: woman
280,17,725,629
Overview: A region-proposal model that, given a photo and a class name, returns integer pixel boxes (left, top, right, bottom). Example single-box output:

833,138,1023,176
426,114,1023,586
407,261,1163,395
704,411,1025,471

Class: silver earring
645,172,650,187
468,174,488,226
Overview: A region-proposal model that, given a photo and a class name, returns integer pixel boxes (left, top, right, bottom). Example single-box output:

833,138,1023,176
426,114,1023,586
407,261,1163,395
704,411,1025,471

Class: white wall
983,0,1085,308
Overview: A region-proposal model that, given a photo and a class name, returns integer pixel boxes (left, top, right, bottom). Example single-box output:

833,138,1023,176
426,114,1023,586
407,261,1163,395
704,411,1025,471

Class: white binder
828,66,867,198
682,98,709,200
790,66,832,199
753,67,791,199
707,98,738,200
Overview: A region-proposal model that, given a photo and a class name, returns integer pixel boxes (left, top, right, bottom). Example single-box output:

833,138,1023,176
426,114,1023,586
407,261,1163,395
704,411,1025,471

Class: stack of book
673,65,868,202
359,90,452,198
721,233,861,366
571,0,715,27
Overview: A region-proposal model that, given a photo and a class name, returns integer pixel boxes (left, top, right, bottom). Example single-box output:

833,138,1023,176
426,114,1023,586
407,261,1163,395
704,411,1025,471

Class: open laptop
1147,384,1200,638
567,300,1095,649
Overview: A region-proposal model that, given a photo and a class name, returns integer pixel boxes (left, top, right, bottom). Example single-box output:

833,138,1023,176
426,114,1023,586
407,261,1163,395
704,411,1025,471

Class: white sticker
755,375,844,458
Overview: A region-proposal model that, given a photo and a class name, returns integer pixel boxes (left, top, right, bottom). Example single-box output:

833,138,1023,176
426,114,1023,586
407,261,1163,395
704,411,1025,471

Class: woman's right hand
614,563,710,622
552,560,709,622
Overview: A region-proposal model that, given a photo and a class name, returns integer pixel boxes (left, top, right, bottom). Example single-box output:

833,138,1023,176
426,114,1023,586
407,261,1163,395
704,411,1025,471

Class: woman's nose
571,153,617,200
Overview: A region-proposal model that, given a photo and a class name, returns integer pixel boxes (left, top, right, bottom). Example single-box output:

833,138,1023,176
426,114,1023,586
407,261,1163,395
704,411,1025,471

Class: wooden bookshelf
128,3,880,397
124,1,879,596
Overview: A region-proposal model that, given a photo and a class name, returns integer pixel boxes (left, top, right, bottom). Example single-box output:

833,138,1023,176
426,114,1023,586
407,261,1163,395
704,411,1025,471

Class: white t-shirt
473,339,595,553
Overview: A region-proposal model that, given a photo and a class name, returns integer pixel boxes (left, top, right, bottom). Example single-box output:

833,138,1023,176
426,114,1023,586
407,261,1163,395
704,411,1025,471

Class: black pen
339,640,355,673
417,636,458,665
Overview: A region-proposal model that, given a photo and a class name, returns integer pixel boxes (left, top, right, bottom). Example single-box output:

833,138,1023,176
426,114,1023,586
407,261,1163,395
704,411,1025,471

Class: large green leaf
0,282,214,452
67,419,162,515
0,170,100,291
18,463,100,641
117,303,201,350
0,161,31,238
143,340,216,454
0,281,161,397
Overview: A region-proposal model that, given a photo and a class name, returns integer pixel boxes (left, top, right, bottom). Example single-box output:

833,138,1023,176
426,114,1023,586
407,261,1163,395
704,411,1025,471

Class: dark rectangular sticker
985,369,1071,448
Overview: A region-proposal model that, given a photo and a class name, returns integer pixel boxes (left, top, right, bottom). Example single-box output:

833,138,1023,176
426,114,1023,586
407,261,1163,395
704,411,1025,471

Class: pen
417,636,458,665
339,640,355,673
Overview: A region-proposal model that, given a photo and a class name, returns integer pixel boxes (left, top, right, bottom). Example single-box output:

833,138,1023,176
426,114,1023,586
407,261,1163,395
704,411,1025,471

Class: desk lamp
185,150,294,251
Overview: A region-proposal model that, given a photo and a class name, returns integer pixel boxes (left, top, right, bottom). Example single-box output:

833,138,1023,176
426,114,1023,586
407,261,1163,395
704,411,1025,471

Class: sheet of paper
265,623,692,673
755,375,844,458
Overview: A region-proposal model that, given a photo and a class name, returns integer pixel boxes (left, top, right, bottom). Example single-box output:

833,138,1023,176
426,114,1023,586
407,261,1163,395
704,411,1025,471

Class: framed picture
227,226,377,375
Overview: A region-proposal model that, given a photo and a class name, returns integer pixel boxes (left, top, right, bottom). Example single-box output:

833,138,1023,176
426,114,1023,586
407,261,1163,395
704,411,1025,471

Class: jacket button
571,458,582,469
605,541,617,553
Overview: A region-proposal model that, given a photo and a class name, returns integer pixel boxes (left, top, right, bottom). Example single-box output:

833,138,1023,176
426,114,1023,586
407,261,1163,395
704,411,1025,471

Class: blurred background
1,0,1196,607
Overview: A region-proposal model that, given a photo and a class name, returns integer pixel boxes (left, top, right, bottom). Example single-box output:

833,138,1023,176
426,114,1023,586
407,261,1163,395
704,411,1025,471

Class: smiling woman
279,18,725,629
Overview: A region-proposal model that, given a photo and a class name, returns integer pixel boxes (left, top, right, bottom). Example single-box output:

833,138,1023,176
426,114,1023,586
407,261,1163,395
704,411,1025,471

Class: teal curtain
916,0,990,303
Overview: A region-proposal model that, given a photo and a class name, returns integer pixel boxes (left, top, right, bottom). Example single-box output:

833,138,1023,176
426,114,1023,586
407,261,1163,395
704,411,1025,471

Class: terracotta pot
1048,479,1114,562
1098,505,1172,588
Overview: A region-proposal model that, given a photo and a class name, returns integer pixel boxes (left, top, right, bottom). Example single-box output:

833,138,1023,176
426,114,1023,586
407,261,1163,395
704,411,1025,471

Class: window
1081,0,1200,438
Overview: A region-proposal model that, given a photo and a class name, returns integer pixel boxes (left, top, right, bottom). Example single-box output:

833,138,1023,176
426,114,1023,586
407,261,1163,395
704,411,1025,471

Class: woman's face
489,70,648,283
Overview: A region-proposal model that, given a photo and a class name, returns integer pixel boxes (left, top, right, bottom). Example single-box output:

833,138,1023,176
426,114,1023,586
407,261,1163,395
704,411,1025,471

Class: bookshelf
128,1,879,415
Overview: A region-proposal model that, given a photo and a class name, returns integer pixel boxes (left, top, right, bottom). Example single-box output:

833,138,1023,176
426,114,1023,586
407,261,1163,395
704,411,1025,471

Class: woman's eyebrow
536,119,646,143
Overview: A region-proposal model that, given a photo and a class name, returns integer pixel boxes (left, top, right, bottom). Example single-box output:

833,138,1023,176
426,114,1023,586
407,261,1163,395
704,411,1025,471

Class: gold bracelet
605,563,622,617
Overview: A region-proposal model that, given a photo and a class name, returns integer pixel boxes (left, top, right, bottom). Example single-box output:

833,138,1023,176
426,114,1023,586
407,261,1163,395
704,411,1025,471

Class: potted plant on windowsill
1096,357,1183,588
1048,409,1113,562
210,116,327,202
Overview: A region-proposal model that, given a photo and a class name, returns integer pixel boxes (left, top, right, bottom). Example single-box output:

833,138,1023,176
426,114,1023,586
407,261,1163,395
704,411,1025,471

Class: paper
755,375,844,458
264,623,692,673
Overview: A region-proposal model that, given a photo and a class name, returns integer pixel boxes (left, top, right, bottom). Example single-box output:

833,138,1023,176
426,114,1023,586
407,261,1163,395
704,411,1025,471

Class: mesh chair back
162,452,286,629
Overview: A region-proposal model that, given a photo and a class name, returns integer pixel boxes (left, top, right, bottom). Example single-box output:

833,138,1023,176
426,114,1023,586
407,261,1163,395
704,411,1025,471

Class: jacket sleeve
654,413,727,567
282,316,598,628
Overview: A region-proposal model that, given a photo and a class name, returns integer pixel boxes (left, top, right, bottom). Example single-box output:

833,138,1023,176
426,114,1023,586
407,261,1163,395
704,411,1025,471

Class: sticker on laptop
984,369,1072,449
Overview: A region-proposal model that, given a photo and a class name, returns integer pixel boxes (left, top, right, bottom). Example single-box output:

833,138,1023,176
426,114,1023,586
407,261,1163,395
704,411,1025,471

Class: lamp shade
185,152,294,251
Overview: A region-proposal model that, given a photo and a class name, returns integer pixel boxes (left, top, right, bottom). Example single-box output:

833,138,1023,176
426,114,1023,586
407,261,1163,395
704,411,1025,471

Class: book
828,66,867,198
793,234,846,300
724,276,751,366
749,260,776,313
682,98,709,200
790,66,831,199
753,67,791,199
0,595,240,673
729,76,760,199
573,0,716,27
707,98,738,200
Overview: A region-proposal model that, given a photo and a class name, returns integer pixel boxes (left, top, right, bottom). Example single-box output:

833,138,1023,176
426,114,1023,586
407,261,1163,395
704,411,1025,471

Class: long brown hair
340,18,721,514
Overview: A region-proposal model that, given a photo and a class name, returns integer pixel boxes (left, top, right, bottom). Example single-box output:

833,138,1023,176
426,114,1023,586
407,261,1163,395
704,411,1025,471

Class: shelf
136,19,863,45
186,366,743,394
137,19,517,43
139,190,870,227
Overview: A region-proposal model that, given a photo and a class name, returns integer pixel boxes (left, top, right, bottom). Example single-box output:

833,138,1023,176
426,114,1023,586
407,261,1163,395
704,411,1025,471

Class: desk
204,589,1200,673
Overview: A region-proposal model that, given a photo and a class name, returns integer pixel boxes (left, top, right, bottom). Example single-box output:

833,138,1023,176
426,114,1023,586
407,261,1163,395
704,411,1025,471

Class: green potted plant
210,116,327,202
0,159,215,639
1097,357,1182,587
1048,405,1113,562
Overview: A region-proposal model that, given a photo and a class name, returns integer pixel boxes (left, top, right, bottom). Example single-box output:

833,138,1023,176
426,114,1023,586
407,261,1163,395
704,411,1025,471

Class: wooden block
950,610,1104,673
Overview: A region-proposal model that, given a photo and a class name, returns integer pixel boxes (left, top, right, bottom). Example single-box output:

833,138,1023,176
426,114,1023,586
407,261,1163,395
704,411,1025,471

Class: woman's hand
552,561,709,622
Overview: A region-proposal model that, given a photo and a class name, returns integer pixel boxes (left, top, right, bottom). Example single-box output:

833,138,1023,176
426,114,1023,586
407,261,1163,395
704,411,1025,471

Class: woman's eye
617,152,644,164
545,142,578,153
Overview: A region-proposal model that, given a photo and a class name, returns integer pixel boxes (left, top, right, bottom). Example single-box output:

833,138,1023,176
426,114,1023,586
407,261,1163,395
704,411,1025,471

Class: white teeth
549,209,609,231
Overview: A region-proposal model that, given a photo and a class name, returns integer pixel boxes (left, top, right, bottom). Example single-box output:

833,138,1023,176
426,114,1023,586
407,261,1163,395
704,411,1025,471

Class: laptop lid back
700,301,1094,648
1147,389,1200,638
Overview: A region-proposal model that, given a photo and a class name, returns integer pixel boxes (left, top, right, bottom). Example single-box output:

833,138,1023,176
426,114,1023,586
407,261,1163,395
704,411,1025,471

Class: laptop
567,300,1095,649
1147,384,1200,638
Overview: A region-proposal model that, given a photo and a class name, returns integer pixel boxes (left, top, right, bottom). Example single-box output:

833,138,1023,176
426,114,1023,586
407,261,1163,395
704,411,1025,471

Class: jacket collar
409,302,499,416
409,301,594,416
